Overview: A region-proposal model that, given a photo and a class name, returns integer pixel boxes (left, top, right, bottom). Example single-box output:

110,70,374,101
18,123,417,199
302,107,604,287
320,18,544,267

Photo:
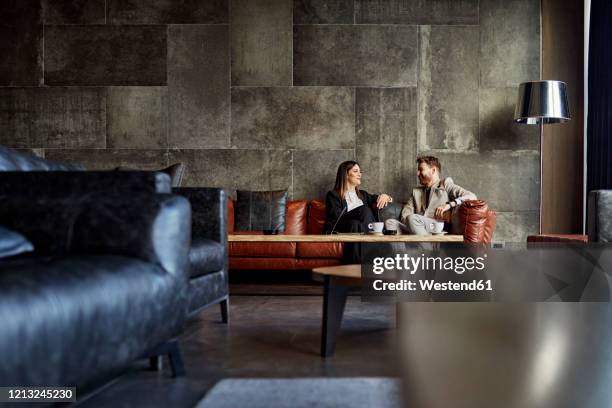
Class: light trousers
385,214,439,235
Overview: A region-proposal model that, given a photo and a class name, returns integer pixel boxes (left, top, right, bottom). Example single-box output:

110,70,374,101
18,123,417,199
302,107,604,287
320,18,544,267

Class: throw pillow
114,163,186,187
0,226,34,259
235,190,288,232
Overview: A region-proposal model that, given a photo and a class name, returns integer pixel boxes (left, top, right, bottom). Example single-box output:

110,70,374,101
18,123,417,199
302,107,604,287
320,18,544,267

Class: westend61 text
372,279,493,292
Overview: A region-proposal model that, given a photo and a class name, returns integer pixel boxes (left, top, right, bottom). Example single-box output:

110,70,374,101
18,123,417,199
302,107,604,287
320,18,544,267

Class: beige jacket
400,177,476,223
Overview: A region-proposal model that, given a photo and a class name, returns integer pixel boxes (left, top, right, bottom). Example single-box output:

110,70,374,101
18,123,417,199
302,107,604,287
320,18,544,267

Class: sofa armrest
0,193,191,277
457,200,496,243
0,171,171,195
173,187,228,248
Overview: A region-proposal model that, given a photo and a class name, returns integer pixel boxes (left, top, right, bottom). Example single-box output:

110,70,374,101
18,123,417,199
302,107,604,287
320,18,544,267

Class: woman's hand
376,194,392,209
434,204,451,219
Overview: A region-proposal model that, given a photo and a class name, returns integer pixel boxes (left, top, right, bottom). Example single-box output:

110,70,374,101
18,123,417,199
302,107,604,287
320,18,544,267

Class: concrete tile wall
0,88,106,148
0,0,541,242
107,87,168,149
45,148,168,170
44,25,167,86
294,25,418,87
43,0,105,24
356,88,417,201
168,149,292,193
0,1,43,86
107,0,228,24
293,149,355,199
231,0,292,86
355,0,479,25
480,0,540,88
168,25,229,149
418,25,479,151
294,0,354,24
479,87,539,151
231,87,354,149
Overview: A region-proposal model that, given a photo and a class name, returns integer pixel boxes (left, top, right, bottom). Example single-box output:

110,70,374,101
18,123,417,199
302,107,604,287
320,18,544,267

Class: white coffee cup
368,222,384,233
429,221,445,234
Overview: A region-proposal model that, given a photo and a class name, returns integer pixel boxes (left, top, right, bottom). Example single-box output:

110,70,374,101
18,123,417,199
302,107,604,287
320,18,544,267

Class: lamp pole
514,80,571,235
539,123,544,234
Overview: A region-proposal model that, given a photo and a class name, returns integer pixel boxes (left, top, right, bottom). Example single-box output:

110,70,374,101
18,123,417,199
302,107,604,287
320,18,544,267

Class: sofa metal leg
167,341,186,378
147,340,185,378
220,298,230,324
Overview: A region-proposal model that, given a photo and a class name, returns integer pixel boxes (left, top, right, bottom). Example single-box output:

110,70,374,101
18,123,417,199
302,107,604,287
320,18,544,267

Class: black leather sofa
174,187,230,320
0,147,229,390
0,147,230,321
0,185,191,389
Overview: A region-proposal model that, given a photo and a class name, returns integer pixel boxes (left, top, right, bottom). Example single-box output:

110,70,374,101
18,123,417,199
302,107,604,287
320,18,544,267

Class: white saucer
431,231,448,235
367,231,384,235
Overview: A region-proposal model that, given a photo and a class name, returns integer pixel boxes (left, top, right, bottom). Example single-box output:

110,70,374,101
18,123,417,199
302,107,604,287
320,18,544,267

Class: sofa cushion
296,242,343,259
307,199,326,234
0,193,190,275
0,226,34,259
228,199,305,234
189,238,225,278
229,241,297,258
235,190,288,231
285,200,308,234
0,255,186,388
229,257,341,270
230,257,298,270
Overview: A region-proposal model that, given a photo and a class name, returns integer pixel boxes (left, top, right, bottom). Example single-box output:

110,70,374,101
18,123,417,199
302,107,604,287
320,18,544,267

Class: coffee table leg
321,276,350,357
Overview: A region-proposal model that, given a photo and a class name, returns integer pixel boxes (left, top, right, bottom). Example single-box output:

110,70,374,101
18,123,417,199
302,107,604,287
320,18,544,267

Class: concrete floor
77,295,399,407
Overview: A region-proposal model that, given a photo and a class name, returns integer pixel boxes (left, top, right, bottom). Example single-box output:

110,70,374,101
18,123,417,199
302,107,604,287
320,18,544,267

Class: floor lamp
514,80,571,234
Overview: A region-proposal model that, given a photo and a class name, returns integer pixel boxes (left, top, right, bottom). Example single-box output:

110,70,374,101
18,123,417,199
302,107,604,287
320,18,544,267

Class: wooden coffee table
311,264,362,357
230,233,463,357
229,233,463,242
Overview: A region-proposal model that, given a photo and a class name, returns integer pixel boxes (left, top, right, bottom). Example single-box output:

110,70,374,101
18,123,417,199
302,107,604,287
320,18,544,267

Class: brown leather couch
228,198,497,271
229,199,343,270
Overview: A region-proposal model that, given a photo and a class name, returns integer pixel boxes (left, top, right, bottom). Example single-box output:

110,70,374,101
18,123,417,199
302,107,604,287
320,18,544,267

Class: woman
324,160,393,235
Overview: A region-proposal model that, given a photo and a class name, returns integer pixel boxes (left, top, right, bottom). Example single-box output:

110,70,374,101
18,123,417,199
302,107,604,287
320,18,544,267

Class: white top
345,191,364,212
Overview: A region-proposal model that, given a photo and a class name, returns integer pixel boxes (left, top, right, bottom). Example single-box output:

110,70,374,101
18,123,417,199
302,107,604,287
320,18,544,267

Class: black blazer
324,189,379,233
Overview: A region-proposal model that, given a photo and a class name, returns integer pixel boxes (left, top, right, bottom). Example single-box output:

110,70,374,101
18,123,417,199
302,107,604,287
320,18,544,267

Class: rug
196,377,402,408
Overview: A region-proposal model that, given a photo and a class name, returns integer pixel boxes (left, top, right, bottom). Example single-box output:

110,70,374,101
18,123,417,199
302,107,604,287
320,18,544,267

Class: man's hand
434,204,451,219
376,194,392,209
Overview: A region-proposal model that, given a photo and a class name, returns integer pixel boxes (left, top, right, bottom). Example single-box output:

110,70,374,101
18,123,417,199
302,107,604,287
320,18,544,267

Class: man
386,156,476,235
